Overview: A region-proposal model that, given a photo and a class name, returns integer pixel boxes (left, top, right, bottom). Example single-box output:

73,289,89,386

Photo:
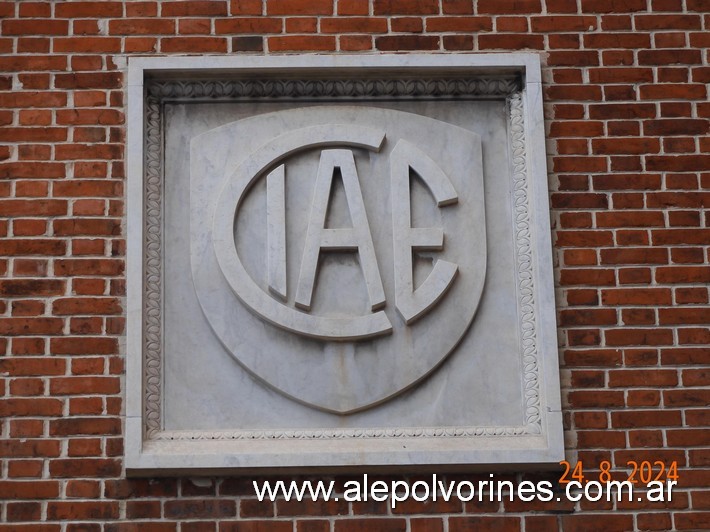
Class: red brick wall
1,1,709,530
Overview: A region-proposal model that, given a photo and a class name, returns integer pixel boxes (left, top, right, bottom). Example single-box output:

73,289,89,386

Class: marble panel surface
125,54,563,473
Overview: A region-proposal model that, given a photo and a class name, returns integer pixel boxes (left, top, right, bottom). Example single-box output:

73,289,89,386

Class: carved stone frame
126,54,563,474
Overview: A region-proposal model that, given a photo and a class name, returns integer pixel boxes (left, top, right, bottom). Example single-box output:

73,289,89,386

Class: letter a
296,149,385,312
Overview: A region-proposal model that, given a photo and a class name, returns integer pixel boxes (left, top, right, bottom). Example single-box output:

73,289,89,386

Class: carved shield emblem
191,106,486,413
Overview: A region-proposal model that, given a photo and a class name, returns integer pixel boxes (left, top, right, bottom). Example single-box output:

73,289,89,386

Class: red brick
642,84,707,100
104,479,179,499
568,390,625,407
50,417,121,435
681,368,710,387
268,0,334,15
574,411,608,428
337,0,369,15
47,501,119,520
653,229,710,245
54,2,123,17
669,212,701,228
0,317,63,335
665,388,710,406
553,156,608,173
426,17,492,31
334,520,408,532
559,211,592,227
547,84,603,101
661,347,709,365
50,337,118,355
6,501,42,521
57,110,123,127
549,33,580,49
552,193,608,209
53,37,122,53
561,514,632,532
55,72,121,90
678,328,710,344
608,369,678,387
376,35,439,50
269,35,336,51
559,309,617,326
70,357,104,375
49,459,121,478
72,277,107,294
0,480,60,499
103,523,176,532
0,127,66,143
284,18,317,32
0,439,61,458
605,328,674,346
638,49,702,65
221,523,291,532
162,36,228,52
18,111,51,127
164,500,236,519
531,15,597,31
321,18,388,33
441,0,472,14
577,430,626,448
124,37,158,53
611,410,682,428
442,35,473,50
602,288,671,305
571,370,605,388
51,297,121,316
389,17,423,32
9,379,45,397
582,0,645,11
215,18,282,34
567,329,602,346
549,121,603,137
659,307,710,325
626,391,660,407
675,513,710,531
564,249,597,266
666,428,708,447
560,269,616,286
0,279,64,297
127,500,162,519
635,14,701,30
621,308,655,325
178,19,212,35
565,289,599,306
686,409,710,426
162,1,227,16
278,499,350,516
0,357,65,377
448,517,520,531
0,398,64,417
3,19,68,35
373,0,438,15
479,34,544,50
240,499,274,518
55,259,123,276
599,211,665,228
584,32,650,48
556,231,613,247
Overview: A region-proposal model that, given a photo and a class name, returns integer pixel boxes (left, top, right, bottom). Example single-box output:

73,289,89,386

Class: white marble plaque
126,55,563,474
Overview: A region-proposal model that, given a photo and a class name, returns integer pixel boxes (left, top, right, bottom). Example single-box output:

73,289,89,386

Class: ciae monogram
220,131,461,340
